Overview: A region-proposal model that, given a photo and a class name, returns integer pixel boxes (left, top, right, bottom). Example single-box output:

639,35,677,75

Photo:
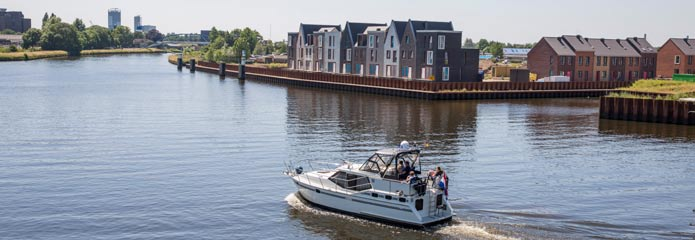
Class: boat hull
292,179,452,228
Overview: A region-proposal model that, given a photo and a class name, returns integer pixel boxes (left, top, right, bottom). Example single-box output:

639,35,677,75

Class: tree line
21,13,165,56
202,27,287,63
463,38,535,59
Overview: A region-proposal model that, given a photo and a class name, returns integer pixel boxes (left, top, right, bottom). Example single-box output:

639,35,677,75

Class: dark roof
389,20,408,40
300,24,340,42
543,37,575,56
409,20,454,32
626,37,657,54
587,38,640,57
344,22,387,45
668,38,695,55
562,35,594,52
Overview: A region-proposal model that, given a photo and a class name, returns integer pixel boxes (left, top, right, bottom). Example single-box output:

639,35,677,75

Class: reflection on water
599,119,695,142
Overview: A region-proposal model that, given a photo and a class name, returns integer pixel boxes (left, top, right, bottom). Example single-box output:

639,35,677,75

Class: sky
3,0,694,46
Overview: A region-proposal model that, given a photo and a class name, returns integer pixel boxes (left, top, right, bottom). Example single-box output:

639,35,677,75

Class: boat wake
285,193,517,240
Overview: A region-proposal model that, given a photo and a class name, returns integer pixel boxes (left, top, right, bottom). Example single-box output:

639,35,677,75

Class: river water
1,55,694,240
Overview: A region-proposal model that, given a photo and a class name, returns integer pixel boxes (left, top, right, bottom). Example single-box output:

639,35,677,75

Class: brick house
527,37,576,80
656,38,695,78
626,37,657,79
529,35,654,81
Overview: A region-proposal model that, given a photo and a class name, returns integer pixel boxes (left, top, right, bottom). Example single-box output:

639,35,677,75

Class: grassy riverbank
0,48,168,61
608,80,695,100
0,50,68,61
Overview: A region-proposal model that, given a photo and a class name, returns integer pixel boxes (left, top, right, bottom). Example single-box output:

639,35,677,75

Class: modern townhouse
383,21,408,78
400,20,473,81
626,37,657,79
287,33,298,69
339,22,387,75
363,26,387,77
288,20,480,82
529,35,655,81
293,24,340,71
656,37,695,78
313,26,342,73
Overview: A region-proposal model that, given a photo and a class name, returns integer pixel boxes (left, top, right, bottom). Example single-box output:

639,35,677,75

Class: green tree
72,18,86,32
253,40,274,55
209,27,219,42
83,25,112,49
274,41,287,54
42,12,49,27
133,31,145,39
111,26,134,48
43,14,61,29
477,39,490,52
145,29,164,42
40,22,82,56
463,38,476,48
21,28,42,49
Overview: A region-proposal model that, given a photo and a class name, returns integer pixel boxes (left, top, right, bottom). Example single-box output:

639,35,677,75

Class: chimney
644,34,647,39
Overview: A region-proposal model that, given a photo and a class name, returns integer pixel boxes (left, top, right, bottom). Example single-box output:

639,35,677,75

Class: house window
369,64,378,75
346,49,352,61
386,50,391,59
603,57,608,66
578,71,583,79
560,56,565,65
688,56,693,65
675,69,680,74
405,36,410,44
442,67,450,81
569,57,573,65
611,57,617,66
328,49,332,60
444,52,448,65
586,57,590,66
675,56,681,64
393,50,397,62
596,56,600,66
602,71,607,79
429,36,433,49
401,50,406,59
318,48,323,60
288,38,292,47
318,36,323,47
426,51,434,65
369,35,375,48
410,50,414,59
629,57,633,66
578,56,583,65
370,49,375,61
438,35,446,50
390,36,395,48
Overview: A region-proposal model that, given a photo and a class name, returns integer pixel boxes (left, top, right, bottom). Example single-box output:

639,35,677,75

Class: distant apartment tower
108,8,121,30
134,15,142,32
200,30,211,42
0,8,31,33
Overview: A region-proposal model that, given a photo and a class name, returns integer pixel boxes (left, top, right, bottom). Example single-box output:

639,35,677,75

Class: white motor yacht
284,141,454,228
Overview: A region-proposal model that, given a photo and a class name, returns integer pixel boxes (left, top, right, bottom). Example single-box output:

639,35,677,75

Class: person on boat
404,171,419,184
398,160,408,180
434,166,449,198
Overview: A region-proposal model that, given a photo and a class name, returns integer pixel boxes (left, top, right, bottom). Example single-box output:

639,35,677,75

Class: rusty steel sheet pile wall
600,97,695,125
183,60,631,100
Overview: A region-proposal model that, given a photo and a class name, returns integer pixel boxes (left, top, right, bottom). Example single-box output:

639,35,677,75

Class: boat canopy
360,148,422,180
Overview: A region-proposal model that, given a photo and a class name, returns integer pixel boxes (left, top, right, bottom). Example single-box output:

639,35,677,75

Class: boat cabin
359,148,422,180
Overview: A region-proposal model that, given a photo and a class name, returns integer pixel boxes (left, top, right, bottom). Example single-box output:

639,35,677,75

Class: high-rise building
0,8,31,33
108,8,121,30
134,15,142,32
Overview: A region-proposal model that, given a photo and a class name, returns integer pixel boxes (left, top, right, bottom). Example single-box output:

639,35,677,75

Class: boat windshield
359,153,393,174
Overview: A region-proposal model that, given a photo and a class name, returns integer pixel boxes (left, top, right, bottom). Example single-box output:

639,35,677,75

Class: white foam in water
286,193,517,240
435,223,518,240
